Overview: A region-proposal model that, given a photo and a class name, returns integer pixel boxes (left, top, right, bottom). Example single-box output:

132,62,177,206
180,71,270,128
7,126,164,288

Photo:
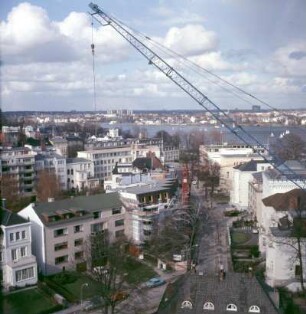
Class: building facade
77,146,133,181
18,193,125,275
1,209,38,290
1,147,36,195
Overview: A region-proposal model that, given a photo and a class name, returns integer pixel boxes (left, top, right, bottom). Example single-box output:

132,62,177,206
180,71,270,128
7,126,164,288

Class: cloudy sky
1,0,306,111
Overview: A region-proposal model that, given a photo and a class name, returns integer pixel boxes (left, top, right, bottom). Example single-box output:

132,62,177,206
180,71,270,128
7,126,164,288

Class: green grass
3,287,62,314
45,272,102,303
123,257,157,285
231,231,252,245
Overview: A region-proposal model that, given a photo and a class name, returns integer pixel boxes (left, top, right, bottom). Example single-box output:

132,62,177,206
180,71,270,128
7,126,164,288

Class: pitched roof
262,188,306,211
32,192,122,226
163,273,278,314
1,209,28,227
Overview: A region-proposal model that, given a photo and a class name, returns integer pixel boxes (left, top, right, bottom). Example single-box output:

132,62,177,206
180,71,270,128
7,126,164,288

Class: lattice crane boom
88,2,305,190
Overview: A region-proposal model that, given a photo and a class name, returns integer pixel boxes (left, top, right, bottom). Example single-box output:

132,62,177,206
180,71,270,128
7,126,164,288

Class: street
191,185,232,275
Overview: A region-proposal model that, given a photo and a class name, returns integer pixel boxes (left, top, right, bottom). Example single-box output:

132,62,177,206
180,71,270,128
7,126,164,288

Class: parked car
84,296,104,311
145,277,166,288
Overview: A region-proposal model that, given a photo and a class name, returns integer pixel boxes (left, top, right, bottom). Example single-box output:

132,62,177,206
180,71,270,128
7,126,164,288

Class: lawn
123,257,157,285
3,287,62,314
45,272,102,303
45,260,157,303
231,231,252,245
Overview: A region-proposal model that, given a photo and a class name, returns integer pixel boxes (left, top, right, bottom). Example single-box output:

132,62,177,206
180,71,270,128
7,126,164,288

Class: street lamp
80,282,89,307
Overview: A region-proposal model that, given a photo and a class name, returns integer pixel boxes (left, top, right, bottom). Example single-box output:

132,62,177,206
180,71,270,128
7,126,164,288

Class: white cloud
161,24,218,56
1,2,130,65
265,42,306,77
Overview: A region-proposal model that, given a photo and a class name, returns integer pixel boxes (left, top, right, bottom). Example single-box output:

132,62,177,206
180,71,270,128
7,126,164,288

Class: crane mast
88,2,305,190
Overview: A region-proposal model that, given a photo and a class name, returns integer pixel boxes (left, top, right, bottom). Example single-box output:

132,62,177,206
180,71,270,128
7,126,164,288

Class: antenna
91,16,97,136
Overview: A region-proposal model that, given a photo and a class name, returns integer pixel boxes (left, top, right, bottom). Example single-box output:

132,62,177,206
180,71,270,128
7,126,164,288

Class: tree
271,133,306,162
1,173,19,208
154,130,180,146
36,169,61,202
83,231,131,314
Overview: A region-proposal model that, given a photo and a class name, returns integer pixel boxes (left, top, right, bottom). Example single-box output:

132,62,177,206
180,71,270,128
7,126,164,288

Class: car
145,277,166,288
83,296,104,311
252,228,259,234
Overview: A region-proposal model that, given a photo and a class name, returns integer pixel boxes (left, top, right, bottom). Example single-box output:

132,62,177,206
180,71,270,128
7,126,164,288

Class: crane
88,2,305,190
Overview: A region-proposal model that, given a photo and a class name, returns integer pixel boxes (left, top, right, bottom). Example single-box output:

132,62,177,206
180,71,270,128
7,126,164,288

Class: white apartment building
1,147,36,195
18,193,125,275
199,144,265,191
77,146,133,181
66,157,98,191
35,152,67,190
230,160,271,211
1,209,38,290
119,182,176,244
262,189,306,290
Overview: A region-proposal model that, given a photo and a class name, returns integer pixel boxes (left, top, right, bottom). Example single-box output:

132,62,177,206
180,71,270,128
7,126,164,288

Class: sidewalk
54,303,83,314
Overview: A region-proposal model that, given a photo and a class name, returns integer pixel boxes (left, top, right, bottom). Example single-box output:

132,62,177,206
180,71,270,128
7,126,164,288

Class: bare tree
83,231,131,314
36,169,61,202
271,132,306,162
1,173,20,208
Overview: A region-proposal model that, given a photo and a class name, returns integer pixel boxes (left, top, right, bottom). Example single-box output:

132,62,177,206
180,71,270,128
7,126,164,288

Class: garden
3,287,63,314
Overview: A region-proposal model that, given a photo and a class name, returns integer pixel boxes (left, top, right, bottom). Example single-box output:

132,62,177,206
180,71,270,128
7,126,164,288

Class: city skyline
1,0,306,112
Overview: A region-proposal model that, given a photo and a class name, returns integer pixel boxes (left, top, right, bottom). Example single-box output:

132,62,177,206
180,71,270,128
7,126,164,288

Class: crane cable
109,13,284,113
91,16,97,136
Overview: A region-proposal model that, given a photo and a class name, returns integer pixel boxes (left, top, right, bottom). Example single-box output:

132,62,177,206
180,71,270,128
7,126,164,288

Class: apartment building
262,189,306,290
1,147,36,195
77,146,133,181
230,160,271,210
119,181,176,244
18,193,125,275
66,157,98,191
199,144,265,191
1,209,38,290
35,152,67,190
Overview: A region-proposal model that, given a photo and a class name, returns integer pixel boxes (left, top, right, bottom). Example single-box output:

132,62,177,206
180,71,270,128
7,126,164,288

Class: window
11,249,18,261
181,300,193,309
54,228,68,237
0,251,3,262
74,225,83,233
21,230,26,239
226,304,237,311
75,251,84,260
15,267,34,282
144,230,151,236
16,232,20,241
115,230,125,238
54,242,68,251
249,305,260,313
20,247,27,257
115,219,124,227
55,255,68,265
112,208,122,215
93,211,101,219
203,302,215,310
9,233,14,242
91,223,104,234
74,238,83,247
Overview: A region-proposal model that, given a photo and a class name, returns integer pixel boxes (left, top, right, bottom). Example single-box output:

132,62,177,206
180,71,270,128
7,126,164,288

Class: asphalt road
191,185,232,275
